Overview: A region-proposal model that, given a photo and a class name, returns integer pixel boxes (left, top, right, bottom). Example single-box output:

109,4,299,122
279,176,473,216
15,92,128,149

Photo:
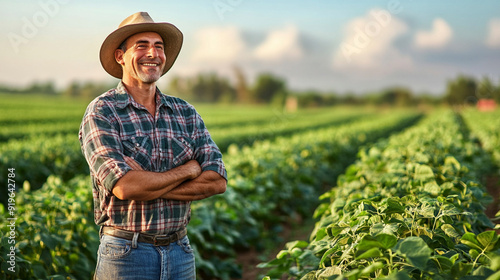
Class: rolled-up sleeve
192,112,227,180
79,112,131,193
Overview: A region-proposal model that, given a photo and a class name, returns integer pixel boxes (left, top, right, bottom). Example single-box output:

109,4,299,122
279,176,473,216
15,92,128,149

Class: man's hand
183,159,202,180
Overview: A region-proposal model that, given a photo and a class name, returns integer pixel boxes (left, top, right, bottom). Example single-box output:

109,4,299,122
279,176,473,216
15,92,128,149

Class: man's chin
138,74,161,84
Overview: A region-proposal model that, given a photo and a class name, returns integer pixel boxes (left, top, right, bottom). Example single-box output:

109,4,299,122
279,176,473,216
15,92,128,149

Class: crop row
261,111,500,280
0,121,80,142
187,110,421,279
0,134,88,206
0,94,86,126
0,110,421,279
210,108,373,152
0,108,372,202
462,109,500,169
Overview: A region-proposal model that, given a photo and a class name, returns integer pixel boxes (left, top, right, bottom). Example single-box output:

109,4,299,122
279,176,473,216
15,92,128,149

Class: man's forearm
161,170,226,201
113,159,201,201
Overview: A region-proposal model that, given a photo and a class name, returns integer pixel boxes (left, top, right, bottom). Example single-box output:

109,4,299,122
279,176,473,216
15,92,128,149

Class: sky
1,0,499,95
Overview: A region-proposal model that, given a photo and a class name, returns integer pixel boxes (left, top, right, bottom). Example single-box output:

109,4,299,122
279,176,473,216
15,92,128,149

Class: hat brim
100,22,183,79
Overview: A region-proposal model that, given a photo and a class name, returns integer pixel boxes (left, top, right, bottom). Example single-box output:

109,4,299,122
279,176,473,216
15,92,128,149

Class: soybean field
0,93,499,280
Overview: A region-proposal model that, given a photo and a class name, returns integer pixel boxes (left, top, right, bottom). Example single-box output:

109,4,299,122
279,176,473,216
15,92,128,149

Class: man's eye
137,45,147,49
156,46,164,50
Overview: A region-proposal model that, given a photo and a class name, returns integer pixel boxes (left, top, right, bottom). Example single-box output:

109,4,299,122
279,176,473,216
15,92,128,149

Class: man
79,12,227,280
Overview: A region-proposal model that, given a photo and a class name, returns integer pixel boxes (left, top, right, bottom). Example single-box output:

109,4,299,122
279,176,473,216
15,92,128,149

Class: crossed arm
112,157,226,201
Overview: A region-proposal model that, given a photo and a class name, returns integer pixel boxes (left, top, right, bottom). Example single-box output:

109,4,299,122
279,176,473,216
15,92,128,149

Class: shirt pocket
121,135,153,170
170,136,194,167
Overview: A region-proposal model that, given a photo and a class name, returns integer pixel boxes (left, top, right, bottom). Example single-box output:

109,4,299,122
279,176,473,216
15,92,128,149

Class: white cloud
414,18,453,49
191,26,246,63
332,9,412,72
253,25,303,62
486,18,500,48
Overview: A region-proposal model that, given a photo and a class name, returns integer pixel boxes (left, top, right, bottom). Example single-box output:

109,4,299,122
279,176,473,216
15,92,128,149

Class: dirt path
485,175,500,233
235,217,316,280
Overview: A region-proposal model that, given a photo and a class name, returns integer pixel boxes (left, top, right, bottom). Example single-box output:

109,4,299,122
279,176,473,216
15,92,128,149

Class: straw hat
99,12,183,79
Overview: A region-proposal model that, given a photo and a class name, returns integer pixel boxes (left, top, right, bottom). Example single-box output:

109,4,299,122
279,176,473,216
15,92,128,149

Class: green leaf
486,270,500,280
376,233,398,249
41,232,57,250
441,224,461,240
370,223,398,236
490,255,500,271
328,225,348,237
469,249,480,259
315,266,343,278
32,262,48,279
47,275,68,280
461,232,483,251
444,156,461,170
394,237,432,270
383,198,406,214
299,251,321,268
359,201,377,214
276,250,289,259
315,228,328,241
380,271,412,280
358,235,383,250
424,182,440,196
451,262,473,279
360,261,384,275
40,246,53,266
356,247,383,260
440,203,461,217
286,240,309,250
476,231,499,252
414,164,435,181
319,247,339,268
433,256,454,271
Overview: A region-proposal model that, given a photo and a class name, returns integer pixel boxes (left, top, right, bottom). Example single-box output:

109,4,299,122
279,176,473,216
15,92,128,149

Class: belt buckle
153,234,173,246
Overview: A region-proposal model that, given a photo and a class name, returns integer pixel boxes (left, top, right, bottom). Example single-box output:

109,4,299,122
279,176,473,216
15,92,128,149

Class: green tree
252,73,286,103
476,76,495,100
63,81,82,98
444,75,477,105
233,65,250,103
378,87,413,106
190,72,235,103
26,81,57,94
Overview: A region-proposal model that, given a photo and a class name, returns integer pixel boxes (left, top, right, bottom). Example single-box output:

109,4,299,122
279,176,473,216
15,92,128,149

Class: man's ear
115,49,125,66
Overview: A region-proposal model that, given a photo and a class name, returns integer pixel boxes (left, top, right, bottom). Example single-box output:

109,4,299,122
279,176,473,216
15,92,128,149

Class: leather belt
102,226,187,246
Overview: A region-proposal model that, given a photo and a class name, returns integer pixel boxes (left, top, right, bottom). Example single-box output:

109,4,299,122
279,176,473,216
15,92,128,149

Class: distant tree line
0,81,58,95
1,72,498,108
444,75,500,106
166,67,287,107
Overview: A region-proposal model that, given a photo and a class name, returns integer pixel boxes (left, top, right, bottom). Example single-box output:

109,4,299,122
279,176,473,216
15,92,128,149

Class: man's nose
147,46,158,58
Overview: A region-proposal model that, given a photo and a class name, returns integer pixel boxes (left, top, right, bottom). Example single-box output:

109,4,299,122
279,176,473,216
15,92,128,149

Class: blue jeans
94,233,196,280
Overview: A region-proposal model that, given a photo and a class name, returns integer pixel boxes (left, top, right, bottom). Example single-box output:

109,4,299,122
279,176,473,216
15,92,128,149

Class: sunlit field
1,93,499,280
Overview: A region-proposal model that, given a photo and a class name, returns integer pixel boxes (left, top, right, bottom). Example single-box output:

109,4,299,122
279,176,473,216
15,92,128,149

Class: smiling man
78,12,227,280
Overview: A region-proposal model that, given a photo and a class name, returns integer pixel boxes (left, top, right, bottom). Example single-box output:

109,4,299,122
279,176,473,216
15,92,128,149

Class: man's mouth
141,63,159,67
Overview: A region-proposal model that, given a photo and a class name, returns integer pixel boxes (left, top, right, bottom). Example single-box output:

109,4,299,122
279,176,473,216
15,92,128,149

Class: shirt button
135,143,140,147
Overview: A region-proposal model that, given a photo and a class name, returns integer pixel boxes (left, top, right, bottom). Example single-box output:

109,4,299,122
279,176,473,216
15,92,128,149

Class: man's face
115,32,166,84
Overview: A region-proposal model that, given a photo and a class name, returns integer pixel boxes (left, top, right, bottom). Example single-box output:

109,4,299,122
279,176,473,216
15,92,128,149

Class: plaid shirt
79,82,227,234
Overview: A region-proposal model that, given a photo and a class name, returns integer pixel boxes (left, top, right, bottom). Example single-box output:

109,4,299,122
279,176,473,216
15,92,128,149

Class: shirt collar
114,81,172,110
